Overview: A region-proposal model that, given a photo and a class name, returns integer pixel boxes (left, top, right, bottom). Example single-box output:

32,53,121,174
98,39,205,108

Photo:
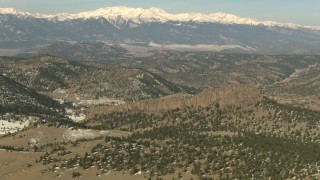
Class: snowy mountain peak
149,7,166,11
0,7,31,16
0,7,44,18
0,6,319,30
0,8,18,14
69,6,171,23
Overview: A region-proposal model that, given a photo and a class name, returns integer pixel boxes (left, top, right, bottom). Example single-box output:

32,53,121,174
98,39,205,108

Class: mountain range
1,6,320,30
1,6,320,54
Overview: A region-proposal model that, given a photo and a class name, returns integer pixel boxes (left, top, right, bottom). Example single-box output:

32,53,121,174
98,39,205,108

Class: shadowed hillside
0,74,62,115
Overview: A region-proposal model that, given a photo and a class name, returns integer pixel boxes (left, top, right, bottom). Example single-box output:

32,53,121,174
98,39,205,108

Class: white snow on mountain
0,8,51,19
1,6,320,30
0,8,32,17
0,8,17,14
63,129,110,141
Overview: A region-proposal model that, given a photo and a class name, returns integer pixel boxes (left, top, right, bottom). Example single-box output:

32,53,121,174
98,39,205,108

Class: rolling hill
0,55,196,103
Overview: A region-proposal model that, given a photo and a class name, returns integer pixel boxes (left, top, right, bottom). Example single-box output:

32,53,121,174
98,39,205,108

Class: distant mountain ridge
39,41,128,62
1,6,319,30
1,6,320,54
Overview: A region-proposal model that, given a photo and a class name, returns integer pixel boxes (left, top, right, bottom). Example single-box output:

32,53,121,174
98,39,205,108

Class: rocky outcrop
87,84,261,117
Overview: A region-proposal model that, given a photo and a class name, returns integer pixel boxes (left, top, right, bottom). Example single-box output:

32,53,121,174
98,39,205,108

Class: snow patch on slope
78,98,125,106
66,109,86,122
0,119,30,135
63,129,110,141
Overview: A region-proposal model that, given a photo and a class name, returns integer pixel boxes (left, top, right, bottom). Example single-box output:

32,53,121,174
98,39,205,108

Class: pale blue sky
0,0,319,26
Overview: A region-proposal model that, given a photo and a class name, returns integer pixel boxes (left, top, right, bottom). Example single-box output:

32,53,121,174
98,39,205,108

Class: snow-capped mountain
61,6,320,30
1,6,319,30
1,6,320,54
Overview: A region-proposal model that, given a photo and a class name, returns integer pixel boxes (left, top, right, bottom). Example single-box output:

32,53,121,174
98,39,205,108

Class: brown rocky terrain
2,47,320,180
0,55,195,103
87,84,261,117
2,82,320,179
264,64,320,110
39,41,129,62
123,52,320,89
